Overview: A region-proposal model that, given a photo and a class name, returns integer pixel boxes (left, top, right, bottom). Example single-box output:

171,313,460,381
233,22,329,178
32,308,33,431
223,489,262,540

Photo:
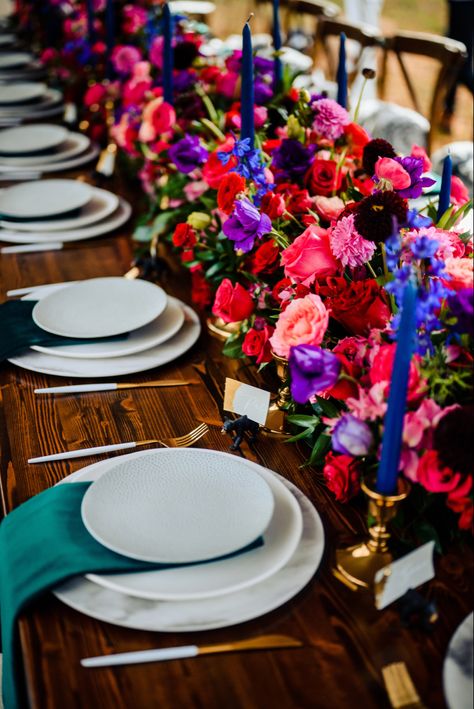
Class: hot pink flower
149,36,165,69
450,175,470,206
281,225,340,286
216,71,239,99
403,226,465,261
122,5,148,34
111,45,142,75
270,293,329,358
329,214,376,268
138,97,176,143
346,383,387,421
312,98,350,140
416,450,466,493
184,180,208,202
84,83,106,107
314,195,345,222
369,344,426,403
410,144,431,172
443,257,474,291
402,399,442,448
374,157,411,190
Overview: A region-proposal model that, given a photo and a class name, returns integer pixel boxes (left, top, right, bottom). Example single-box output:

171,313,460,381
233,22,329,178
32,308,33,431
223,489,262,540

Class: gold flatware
382,662,427,709
34,380,200,394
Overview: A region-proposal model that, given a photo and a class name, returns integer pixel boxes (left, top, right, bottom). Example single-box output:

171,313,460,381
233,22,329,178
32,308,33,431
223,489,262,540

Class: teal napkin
0,483,263,709
0,300,127,361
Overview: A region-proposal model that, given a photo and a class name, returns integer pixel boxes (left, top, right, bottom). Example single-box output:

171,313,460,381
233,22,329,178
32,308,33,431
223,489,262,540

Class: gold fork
28,423,210,464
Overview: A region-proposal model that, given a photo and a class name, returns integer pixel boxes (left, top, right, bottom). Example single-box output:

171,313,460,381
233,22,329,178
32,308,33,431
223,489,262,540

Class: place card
223,378,270,426
375,541,435,610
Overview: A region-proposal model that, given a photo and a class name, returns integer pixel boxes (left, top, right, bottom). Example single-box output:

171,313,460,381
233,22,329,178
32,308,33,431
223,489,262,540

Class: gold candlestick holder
261,353,292,438
333,477,411,592
206,317,242,341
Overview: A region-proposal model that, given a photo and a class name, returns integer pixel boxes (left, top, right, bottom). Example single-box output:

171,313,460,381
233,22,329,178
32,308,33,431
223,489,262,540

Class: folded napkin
0,300,127,361
0,483,262,709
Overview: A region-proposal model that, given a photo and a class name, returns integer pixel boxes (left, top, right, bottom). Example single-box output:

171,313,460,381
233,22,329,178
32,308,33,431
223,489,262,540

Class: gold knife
34,380,200,394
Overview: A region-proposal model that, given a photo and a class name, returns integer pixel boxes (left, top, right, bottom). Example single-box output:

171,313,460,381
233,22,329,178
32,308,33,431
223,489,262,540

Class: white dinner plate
32,277,168,338
0,132,90,167
0,178,92,219
0,34,15,47
8,299,201,377
0,81,47,104
0,123,68,155
0,88,62,115
0,51,32,69
0,186,118,231
444,612,474,709
53,454,324,633
32,296,185,359
81,449,275,564
86,452,302,600
0,194,129,243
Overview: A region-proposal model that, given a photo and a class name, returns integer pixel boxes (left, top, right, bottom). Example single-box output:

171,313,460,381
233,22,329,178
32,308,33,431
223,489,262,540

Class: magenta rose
323,452,361,502
281,225,340,286
416,450,466,493
212,279,254,323
270,293,329,358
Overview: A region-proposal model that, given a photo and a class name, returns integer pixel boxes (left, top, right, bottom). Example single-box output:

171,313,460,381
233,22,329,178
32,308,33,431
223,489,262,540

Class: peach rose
270,293,329,358
138,97,176,143
280,225,340,286
314,195,345,222
444,257,474,291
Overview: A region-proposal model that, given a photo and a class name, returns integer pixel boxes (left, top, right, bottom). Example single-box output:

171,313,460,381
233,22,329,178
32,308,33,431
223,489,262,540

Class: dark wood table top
0,178,472,709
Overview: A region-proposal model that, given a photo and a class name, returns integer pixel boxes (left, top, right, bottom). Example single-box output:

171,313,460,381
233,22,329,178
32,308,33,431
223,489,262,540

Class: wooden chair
253,0,339,39
379,30,468,153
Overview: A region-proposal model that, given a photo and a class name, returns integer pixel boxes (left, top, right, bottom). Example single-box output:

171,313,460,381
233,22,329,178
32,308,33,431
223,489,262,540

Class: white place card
223,378,270,426
375,541,435,610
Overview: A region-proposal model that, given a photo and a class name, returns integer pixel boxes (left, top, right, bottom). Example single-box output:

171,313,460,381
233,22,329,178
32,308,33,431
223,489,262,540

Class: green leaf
198,250,217,261
315,396,340,418
222,333,245,358
286,414,320,428
308,433,332,465
133,225,154,243
152,211,174,235
286,428,315,443
205,261,225,278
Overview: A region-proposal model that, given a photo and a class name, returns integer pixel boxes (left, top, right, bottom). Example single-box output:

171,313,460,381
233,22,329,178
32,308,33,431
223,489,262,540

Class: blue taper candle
85,0,95,45
272,0,282,93
162,3,174,104
376,281,417,495
241,19,255,148
437,153,452,221
336,32,347,108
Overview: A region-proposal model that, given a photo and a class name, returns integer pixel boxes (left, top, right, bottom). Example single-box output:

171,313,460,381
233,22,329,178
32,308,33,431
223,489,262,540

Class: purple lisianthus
272,139,317,182
168,135,208,174
289,345,341,404
254,78,273,105
222,198,272,252
448,288,474,337
332,414,373,456
393,156,436,199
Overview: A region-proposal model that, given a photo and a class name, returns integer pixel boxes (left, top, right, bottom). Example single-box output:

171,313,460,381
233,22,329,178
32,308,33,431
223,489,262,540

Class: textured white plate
9,299,201,377
53,453,324,632
444,612,474,709
0,51,32,68
0,178,92,218
0,81,47,104
0,88,62,115
0,194,128,243
0,143,99,178
0,186,118,232
86,453,302,599
0,123,67,154
32,296,185,359
32,277,168,338
81,449,275,563
0,132,89,167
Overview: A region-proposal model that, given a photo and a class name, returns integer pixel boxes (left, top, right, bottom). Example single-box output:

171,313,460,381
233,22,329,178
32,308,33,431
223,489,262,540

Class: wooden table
1,188,472,709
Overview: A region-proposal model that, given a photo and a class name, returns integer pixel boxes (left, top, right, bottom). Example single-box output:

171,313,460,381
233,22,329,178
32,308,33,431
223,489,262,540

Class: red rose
370,344,426,403
212,278,254,323
260,191,286,219
217,172,246,214
242,324,274,364
272,277,292,303
325,278,391,336
190,268,211,309
172,223,197,248
447,475,474,532
323,452,361,502
249,239,280,275
305,159,343,196
285,188,313,216
324,353,359,400
200,66,221,83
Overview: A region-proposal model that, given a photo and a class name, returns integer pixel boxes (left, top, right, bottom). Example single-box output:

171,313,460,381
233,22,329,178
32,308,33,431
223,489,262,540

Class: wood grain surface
0,175,472,709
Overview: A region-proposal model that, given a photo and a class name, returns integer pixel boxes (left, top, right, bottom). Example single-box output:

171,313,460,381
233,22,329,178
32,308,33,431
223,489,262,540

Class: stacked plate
0,80,63,123
54,448,325,632
0,177,130,245
0,50,46,82
0,124,99,176
8,277,201,378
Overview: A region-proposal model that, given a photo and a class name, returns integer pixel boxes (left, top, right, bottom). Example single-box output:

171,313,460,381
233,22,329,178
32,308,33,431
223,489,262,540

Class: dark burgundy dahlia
353,191,408,243
434,405,474,477
362,138,397,176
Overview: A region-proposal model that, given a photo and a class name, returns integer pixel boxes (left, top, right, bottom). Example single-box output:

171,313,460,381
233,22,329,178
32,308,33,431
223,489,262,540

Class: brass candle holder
333,477,411,593
261,353,292,438
206,317,242,341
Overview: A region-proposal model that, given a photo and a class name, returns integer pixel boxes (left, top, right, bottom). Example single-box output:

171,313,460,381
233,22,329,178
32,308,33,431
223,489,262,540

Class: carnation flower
362,138,396,175
312,98,350,140
354,191,408,243
329,214,376,268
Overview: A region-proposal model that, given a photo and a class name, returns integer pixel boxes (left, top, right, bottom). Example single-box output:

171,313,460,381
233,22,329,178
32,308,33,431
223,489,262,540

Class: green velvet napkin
0,483,263,709
0,300,127,361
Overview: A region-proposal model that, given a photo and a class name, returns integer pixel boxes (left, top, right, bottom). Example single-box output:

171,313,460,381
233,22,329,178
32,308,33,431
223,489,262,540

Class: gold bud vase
261,352,292,438
206,316,242,341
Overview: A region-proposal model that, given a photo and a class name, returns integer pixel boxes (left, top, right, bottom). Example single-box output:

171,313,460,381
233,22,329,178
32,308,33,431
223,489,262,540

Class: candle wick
246,12,254,24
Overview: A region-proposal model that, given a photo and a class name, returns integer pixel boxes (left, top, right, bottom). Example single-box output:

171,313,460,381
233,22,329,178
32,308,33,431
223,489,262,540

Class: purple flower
332,414,373,456
254,78,273,105
272,139,316,182
289,345,341,404
222,198,272,252
312,98,350,140
394,156,436,199
410,236,439,259
168,135,208,174
448,288,474,337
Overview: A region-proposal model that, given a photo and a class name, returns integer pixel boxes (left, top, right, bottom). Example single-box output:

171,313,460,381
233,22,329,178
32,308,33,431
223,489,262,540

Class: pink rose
281,225,340,286
416,450,465,493
450,175,470,206
138,97,176,143
410,144,431,172
374,157,411,190
314,195,345,222
270,293,329,358
443,257,474,291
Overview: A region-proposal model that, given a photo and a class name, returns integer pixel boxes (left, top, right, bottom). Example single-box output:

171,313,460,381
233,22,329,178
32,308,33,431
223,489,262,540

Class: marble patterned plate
444,612,474,709
53,454,324,632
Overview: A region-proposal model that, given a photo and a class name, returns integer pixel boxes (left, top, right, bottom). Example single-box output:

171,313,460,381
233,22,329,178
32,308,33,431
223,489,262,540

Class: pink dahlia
312,98,350,141
111,45,142,76
329,214,376,268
